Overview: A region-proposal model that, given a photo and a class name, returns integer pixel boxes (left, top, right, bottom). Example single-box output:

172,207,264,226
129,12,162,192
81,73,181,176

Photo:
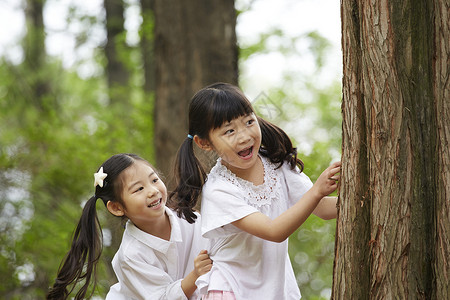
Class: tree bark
333,1,449,299
153,0,238,182
433,1,450,298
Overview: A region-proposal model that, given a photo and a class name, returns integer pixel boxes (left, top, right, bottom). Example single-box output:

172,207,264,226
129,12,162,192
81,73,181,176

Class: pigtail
169,137,206,223
258,116,304,172
47,196,103,300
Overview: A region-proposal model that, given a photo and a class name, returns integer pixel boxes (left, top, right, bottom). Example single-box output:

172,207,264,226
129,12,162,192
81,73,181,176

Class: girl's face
119,161,167,229
207,113,262,176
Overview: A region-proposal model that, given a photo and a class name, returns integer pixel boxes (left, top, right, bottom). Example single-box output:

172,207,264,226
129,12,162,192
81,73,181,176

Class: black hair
46,153,147,300
170,82,303,223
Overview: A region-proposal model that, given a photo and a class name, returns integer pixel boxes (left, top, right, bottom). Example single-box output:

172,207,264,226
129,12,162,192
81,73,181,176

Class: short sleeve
201,177,258,239
281,163,314,207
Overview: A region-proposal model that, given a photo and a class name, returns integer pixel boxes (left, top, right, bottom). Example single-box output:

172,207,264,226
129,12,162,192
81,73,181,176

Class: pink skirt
202,290,236,300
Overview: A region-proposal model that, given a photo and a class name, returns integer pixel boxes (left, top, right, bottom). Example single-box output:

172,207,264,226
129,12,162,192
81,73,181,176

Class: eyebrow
221,122,232,128
127,171,156,192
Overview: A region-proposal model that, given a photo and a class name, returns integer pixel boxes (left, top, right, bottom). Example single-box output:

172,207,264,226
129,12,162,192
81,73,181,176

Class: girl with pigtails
47,153,212,300
170,83,341,300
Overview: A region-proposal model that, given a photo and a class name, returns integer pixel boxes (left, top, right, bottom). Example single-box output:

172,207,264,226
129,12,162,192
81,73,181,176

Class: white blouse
105,208,206,300
196,156,313,300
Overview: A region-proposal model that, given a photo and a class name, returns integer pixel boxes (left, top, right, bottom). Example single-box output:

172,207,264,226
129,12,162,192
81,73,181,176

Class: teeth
149,199,161,207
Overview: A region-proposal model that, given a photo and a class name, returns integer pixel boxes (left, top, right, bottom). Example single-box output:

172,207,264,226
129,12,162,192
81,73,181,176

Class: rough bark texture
333,1,449,299
332,2,371,298
153,0,238,182
434,1,450,298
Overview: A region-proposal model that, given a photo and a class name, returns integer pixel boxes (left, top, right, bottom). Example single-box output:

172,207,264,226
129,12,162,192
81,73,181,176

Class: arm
181,250,213,298
232,161,341,243
313,196,338,220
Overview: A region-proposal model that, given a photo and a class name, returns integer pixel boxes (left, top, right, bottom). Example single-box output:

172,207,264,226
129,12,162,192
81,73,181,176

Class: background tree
153,0,238,179
101,0,134,288
0,0,152,297
140,0,156,94
333,1,449,299
104,0,130,106
0,1,342,298
6,0,57,296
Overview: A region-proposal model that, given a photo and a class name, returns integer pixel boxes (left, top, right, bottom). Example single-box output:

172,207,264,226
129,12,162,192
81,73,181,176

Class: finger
330,161,341,168
197,261,213,272
331,164,341,172
197,254,210,262
328,167,341,178
203,265,212,272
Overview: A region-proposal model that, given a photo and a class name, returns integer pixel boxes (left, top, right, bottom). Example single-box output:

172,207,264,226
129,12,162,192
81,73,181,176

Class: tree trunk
21,0,53,294
333,1,449,299
104,0,130,106
23,0,53,112
153,0,238,181
140,0,156,94
433,1,450,298
102,0,130,288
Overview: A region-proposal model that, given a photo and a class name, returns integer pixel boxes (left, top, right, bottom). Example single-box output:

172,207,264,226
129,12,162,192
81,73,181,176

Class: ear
107,201,125,217
193,135,213,151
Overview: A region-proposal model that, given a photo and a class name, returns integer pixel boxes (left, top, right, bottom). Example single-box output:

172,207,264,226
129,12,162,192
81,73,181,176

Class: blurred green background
0,0,341,298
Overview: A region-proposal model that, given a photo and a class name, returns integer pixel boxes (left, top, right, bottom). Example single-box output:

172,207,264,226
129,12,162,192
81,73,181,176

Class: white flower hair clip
94,167,108,188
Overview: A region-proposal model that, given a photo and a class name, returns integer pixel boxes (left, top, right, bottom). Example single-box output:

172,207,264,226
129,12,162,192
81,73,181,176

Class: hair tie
187,134,193,140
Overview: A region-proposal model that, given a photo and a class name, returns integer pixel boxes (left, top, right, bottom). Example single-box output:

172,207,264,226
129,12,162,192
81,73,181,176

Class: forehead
122,161,155,181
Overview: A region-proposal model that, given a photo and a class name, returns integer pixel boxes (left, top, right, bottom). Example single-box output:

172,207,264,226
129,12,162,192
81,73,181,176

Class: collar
126,207,183,253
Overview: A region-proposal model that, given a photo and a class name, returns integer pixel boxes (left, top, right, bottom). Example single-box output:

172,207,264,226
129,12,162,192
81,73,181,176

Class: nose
147,185,159,198
237,128,251,144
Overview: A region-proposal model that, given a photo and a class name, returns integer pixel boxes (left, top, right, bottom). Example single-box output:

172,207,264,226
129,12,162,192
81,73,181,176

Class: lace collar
209,156,281,208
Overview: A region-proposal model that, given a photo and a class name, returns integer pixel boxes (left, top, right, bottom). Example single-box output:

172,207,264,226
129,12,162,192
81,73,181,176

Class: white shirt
106,208,205,300
196,156,313,300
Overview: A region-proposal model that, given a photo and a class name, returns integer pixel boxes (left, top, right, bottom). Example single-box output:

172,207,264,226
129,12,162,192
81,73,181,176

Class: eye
245,114,257,125
134,186,144,193
152,177,159,183
224,129,234,135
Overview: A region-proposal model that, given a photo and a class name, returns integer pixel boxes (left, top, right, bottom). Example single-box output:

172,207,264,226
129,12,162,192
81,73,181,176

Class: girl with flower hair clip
47,153,212,300
170,83,341,300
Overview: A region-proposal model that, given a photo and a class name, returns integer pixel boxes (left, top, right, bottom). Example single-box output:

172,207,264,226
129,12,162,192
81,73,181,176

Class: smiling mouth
148,199,162,208
238,146,253,157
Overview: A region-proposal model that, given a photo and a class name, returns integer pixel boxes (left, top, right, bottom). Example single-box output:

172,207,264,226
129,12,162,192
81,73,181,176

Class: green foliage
0,19,152,297
1,1,341,299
